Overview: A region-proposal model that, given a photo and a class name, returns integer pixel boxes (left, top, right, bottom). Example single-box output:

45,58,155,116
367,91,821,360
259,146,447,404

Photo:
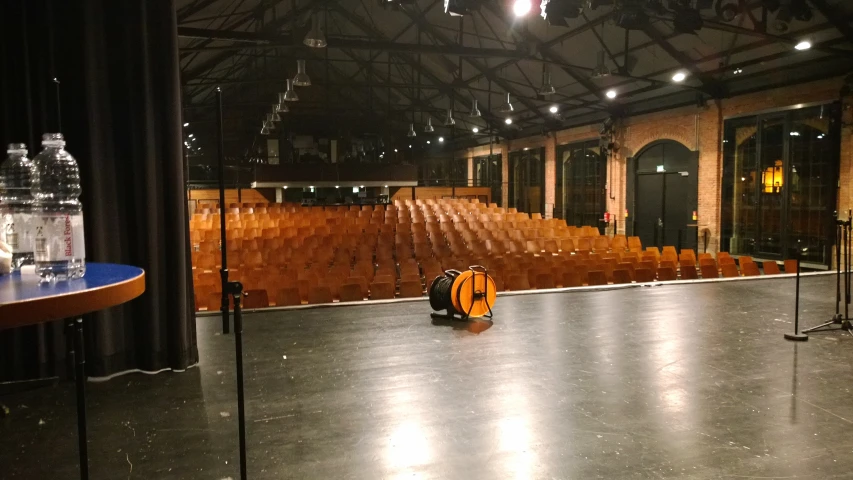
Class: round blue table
0,263,145,480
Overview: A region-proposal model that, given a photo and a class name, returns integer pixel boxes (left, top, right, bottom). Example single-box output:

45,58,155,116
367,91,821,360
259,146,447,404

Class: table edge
0,270,146,329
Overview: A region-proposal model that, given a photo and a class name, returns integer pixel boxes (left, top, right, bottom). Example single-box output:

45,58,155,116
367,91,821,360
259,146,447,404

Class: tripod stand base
784,333,809,341
802,318,853,335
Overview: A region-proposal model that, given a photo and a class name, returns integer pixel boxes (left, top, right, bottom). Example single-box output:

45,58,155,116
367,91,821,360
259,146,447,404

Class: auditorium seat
399,280,423,298
535,273,555,289
783,259,798,273
700,264,718,279
612,269,632,284
308,286,333,305
634,267,654,283
562,270,582,287
275,287,302,307
588,270,607,286
681,265,699,280
370,282,395,300
243,289,270,309
762,261,781,275
741,261,760,277
721,264,740,278
507,274,531,291
657,267,677,281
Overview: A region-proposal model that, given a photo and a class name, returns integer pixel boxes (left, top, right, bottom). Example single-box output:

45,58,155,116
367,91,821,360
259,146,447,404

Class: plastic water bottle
31,133,86,281
0,143,35,271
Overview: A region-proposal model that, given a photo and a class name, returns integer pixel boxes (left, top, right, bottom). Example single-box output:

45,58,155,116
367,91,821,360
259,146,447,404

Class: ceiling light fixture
513,0,532,17
438,137,444,142
539,65,556,95
270,105,281,122
283,79,299,101
472,127,479,133
590,51,611,79
505,118,513,125
794,40,811,50
304,14,327,48
672,71,687,82
469,99,482,117
407,123,417,137
293,60,311,86
443,108,456,126
183,122,189,127
427,140,431,144
498,92,514,113
549,105,559,114
424,117,435,133
605,89,618,99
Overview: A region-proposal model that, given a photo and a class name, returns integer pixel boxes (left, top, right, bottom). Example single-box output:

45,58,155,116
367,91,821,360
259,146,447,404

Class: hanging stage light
469,99,482,117
276,100,289,113
425,117,435,133
407,123,417,137
541,0,583,27
444,0,474,16
283,79,299,102
590,51,612,79
270,105,281,122
498,92,514,113
303,14,327,48
539,65,556,95
443,108,456,126
293,60,311,86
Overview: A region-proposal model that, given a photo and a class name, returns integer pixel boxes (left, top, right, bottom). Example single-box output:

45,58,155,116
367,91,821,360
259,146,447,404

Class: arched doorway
627,140,699,251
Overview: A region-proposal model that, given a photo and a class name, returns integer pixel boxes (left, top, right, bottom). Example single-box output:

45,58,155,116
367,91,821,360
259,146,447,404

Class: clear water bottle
0,143,35,271
31,133,86,281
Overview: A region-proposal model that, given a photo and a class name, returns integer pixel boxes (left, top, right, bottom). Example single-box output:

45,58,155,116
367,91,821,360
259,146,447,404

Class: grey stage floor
3,275,853,479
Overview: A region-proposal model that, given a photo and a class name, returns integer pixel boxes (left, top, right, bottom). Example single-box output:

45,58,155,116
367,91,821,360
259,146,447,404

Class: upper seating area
189,198,794,310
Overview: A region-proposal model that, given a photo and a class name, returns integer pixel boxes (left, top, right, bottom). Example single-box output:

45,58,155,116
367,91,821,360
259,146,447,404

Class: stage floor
3,275,853,479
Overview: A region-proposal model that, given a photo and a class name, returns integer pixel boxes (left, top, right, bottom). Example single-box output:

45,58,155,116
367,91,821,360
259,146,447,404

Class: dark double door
629,141,698,251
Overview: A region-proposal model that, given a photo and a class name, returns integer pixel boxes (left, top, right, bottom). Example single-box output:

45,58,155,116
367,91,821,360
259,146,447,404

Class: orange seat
339,283,364,302
535,273,555,289
243,289,270,309
741,261,760,276
612,269,632,284
783,259,798,273
681,265,698,280
507,274,531,291
657,266,677,281
634,267,654,283
721,264,740,278
762,261,781,275
275,287,301,306
399,280,424,298
370,282,395,300
308,286,334,304
700,264,718,279
562,269,582,287
587,270,607,286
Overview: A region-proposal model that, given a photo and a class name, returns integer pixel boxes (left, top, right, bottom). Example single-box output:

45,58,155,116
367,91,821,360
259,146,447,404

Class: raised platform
2,275,852,479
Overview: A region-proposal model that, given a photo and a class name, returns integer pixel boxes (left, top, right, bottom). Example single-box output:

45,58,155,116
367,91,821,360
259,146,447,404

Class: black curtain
0,0,198,379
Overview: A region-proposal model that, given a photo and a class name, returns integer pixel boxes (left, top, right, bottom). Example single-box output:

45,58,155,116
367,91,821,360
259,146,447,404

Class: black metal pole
677,229,683,253
216,87,230,335
230,281,248,480
835,213,841,317
785,253,808,341
70,318,89,478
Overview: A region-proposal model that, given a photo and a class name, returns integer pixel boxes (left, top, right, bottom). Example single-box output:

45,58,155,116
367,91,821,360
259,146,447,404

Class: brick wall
463,76,852,255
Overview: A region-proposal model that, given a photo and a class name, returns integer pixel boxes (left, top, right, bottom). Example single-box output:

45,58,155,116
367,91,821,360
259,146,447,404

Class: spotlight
438,137,445,142
794,40,811,51
505,118,513,125
183,122,189,127
427,140,431,144
472,127,480,133
513,0,532,17
541,0,583,27
714,0,741,22
394,148,398,152
549,105,559,113
672,71,687,82
188,133,194,138
605,89,617,99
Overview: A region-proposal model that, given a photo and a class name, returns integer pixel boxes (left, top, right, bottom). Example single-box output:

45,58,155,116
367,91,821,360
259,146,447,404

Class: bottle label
1,213,33,253
34,213,86,261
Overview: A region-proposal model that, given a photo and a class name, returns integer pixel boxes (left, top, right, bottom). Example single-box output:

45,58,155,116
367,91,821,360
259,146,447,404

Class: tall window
508,148,544,214
556,140,606,227
721,103,840,265
473,154,501,206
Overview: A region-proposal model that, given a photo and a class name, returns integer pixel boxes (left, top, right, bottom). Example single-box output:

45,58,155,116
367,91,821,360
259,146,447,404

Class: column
501,147,510,208
544,136,556,219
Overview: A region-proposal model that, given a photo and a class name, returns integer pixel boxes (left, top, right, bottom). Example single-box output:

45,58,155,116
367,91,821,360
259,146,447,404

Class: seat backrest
370,282,396,300
700,264,718,279
741,261,760,276
762,261,781,275
399,280,423,298
243,289,270,309
721,264,740,278
719,256,736,266
738,255,753,266
612,268,632,285
634,267,654,283
783,259,798,273
681,265,698,280
275,287,301,306
587,270,607,286
562,269,582,288
535,273,555,289
657,266,677,281
508,274,531,291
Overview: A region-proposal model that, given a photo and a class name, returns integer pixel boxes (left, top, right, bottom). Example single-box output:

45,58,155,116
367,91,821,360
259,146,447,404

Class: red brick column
544,135,556,219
